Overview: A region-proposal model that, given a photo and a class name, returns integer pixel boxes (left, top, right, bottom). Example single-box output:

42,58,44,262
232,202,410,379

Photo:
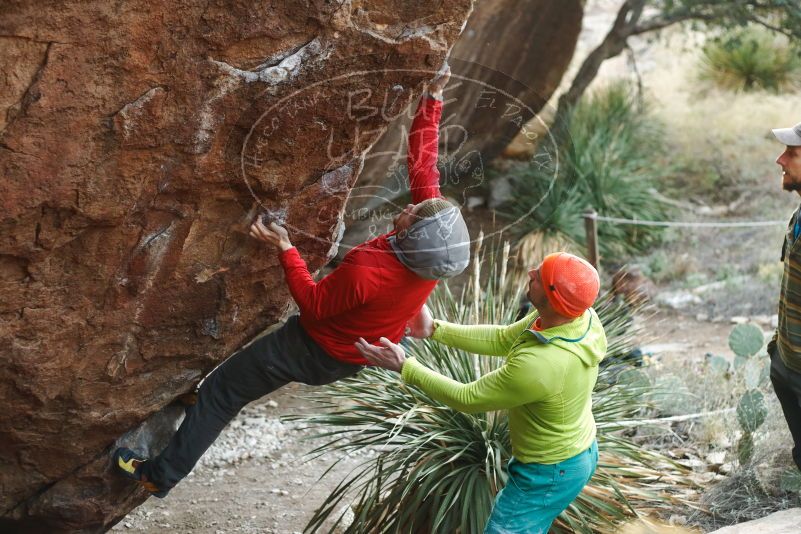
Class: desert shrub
699,26,801,93
645,323,801,530
500,82,673,265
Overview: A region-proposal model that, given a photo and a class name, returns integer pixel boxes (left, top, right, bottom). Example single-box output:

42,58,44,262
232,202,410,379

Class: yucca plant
500,82,674,263
569,83,673,257
699,26,801,93
499,150,586,259
292,236,696,533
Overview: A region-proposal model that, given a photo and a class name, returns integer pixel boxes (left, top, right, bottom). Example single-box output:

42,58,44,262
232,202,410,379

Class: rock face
350,0,583,214
0,0,472,531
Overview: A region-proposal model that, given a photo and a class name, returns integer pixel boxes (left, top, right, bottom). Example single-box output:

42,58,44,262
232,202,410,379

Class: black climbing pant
142,314,362,492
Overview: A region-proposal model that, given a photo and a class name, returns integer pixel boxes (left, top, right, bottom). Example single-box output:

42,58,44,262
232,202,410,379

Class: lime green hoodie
400,308,607,464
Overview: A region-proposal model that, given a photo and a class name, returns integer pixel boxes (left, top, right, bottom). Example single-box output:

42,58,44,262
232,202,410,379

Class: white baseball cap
773,121,801,146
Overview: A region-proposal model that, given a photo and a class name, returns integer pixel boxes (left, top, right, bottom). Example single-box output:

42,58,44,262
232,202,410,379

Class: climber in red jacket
114,65,470,497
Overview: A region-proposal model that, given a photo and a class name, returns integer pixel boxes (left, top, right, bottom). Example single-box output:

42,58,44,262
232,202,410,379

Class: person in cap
357,252,607,534
113,65,470,497
768,120,801,472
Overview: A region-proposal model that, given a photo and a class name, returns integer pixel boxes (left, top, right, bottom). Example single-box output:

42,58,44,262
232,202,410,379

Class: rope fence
592,215,786,228
596,407,736,429
581,214,765,433
582,209,788,267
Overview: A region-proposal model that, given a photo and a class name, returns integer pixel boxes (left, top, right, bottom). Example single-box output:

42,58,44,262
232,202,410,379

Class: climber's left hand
250,219,293,251
355,337,406,373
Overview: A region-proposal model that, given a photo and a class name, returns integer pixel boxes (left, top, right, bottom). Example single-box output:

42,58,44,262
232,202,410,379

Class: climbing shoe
113,447,168,498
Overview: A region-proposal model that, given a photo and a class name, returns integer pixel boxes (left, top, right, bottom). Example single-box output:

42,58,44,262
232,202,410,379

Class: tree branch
625,42,644,103
748,17,795,40
552,0,647,136
630,12,715,35
505,0,800,157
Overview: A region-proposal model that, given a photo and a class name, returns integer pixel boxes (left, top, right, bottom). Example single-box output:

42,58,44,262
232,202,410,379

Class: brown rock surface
0,0,472,531
350,0,583,215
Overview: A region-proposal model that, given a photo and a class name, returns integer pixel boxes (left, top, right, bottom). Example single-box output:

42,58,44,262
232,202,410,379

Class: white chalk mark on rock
195,38,329,152
115,86,165,139
320,164,353,195
351,22,449,50
209,38,326,85
107,222,177,379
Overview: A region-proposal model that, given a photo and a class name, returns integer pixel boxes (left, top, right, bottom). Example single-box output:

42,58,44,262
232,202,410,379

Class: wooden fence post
584,209,599,269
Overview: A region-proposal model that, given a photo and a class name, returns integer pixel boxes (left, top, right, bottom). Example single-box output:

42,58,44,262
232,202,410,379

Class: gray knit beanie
414,197,453,219
388,201,470,280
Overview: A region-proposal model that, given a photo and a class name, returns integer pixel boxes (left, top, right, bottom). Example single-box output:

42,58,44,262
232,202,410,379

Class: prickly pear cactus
744,358,765,389
760,359,771,386
737,390,767,433
617,368,651,391
729,323,765,358
706,354,730,375
736,389,768,465
725,324,767,383
738,432,755,465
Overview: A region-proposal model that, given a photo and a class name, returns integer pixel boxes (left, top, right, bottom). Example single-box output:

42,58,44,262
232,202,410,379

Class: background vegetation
699,26,801,93
500,82,673,262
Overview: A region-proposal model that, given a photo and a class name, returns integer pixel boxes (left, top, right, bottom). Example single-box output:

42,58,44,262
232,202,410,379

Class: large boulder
0,0,472,531
348,0,583,214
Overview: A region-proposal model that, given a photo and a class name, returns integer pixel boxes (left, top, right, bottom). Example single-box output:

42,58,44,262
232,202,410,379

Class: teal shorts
484,440,598,534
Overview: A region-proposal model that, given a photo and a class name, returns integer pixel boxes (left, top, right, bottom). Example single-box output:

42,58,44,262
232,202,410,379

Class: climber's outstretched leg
113,315,361,496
